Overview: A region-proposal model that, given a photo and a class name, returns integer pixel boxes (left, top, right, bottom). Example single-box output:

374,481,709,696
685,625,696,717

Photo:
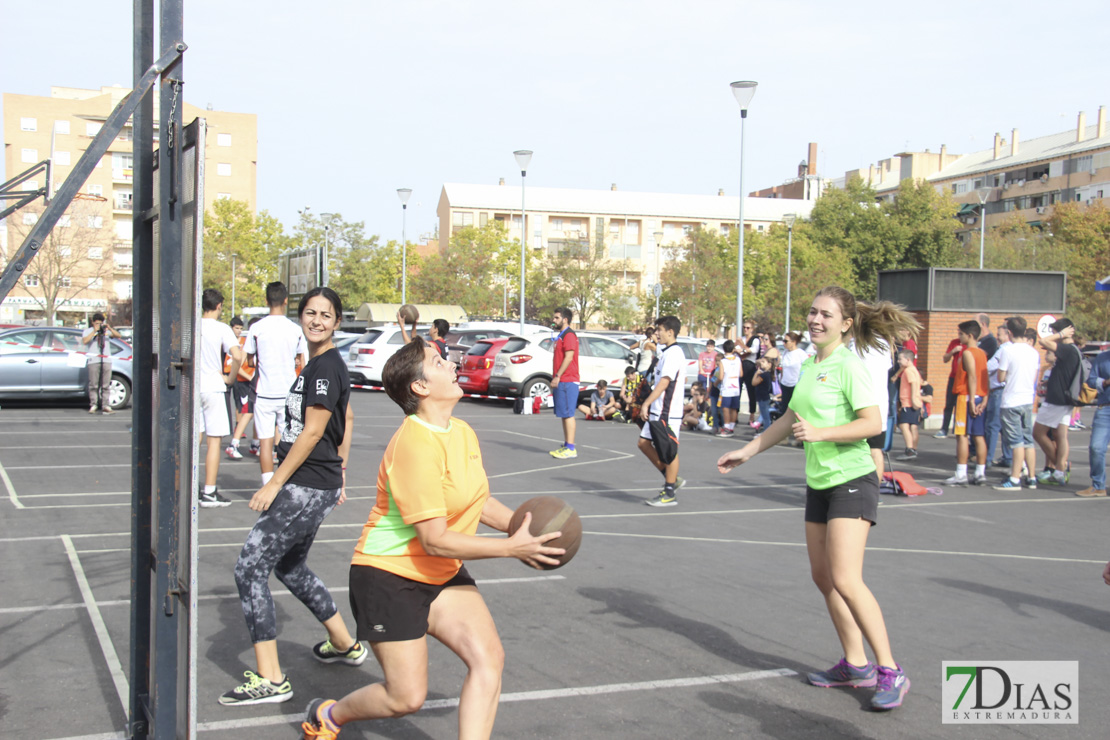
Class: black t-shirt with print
1045,343,1081,407
277,347,350,489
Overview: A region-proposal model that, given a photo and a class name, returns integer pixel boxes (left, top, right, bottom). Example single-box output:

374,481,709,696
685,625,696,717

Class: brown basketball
399,303,419,324
508,496,582,570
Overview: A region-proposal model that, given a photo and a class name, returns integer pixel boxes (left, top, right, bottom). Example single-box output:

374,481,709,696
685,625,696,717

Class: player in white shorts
199,288,244,508
245,281,307,485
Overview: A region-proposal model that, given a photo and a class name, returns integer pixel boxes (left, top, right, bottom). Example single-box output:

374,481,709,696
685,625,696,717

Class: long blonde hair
814,286,921,354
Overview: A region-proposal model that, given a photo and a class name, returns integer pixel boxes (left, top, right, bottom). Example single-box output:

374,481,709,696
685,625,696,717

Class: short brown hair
383,337,428,415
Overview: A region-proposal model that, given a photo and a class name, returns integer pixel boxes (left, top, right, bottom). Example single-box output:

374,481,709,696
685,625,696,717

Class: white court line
177,667,799,736
0,444,131,449
3,575,566,614
61,535,129,715
586,530,1105,564
3,463,131,470
0,457,23,509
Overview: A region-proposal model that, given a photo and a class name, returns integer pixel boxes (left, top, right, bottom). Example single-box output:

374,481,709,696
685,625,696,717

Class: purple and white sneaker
871,663,910,710
807,658,878,688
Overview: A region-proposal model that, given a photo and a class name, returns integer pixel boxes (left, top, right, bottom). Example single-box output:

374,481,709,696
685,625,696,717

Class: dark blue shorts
720,395,740,411
553,382,579,418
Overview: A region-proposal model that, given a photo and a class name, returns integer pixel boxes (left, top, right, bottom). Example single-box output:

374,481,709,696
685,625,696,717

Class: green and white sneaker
218,670,293,706
312,639,367,665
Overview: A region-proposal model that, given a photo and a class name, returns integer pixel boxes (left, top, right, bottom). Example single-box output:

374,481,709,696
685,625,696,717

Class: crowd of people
188,278,1110,738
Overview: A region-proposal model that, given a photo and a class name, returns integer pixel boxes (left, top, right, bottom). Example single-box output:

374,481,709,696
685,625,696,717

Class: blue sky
4,1,1106,243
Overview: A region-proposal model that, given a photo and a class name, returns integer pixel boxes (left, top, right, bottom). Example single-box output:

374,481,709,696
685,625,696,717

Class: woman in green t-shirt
717,286,919,712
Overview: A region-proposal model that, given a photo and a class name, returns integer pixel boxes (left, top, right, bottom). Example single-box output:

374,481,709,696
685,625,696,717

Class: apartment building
2,85,257,325
437,182,813,291
828,106,1109,241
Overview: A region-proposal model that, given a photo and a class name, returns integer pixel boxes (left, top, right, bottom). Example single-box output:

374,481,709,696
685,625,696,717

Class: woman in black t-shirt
220,287,365,707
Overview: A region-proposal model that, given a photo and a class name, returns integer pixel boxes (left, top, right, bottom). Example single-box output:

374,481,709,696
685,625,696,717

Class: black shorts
349,564,476,643
897,407,921,426
805,472,880,526
233,379,256,414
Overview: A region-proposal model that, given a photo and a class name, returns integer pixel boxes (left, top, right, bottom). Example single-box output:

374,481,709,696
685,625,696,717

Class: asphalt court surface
2,392,1108,739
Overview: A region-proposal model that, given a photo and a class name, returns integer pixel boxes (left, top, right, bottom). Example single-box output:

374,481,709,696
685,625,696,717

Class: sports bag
1063,345,1095,406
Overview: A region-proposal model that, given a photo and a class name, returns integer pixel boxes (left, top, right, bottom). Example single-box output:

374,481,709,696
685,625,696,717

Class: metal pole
503,264,507,317
785,225,792,332
322,226,329,287
979,203,986,270
230,253,236,318
735,111,748,338
519,173,526,334
406,203,410,303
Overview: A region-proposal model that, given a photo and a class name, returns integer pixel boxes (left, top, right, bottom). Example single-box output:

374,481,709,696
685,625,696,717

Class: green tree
1048,202,1110,341
657,227,737,336
410,221,519,316
329,237,407,307
537,239,620,328
202,199,292,319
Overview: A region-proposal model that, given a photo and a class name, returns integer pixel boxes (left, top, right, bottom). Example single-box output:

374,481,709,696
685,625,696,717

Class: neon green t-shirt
790,344,878,490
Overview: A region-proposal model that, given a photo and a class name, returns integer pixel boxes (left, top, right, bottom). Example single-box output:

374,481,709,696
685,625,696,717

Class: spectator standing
779,332,808,411
225,316,258,460
855,337,895,480
82,312,121,413
632,327,657,375
1034,319,1081,485
976,313,1000,360
1079,345,1110,497
549,308,580,460
993,317,1042,490
752,357,774,434
945,321,989,486
739,321,761,425
985,324,1013,469
935,337,964,438
894,349,923,460
715,340,743,436
697,340,718,389
245,282,308,486
640,316,687,507
198,289,244,508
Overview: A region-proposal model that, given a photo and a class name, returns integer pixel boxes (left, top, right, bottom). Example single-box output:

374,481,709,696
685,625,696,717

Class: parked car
346,325,430,385
444,328,516,365
457,337,512,395
487,332,637,399
0,326,134,409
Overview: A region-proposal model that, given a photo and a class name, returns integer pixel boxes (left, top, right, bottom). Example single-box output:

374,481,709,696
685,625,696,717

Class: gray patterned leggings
234,482,342,643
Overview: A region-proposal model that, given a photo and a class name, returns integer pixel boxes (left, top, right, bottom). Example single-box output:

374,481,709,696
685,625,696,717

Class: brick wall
914,310,1046,396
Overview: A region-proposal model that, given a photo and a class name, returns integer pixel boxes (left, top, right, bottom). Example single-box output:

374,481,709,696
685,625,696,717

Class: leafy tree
657,227,737,336
410,221,520,316
202,199,292,320
537,239,620,329
5,201,115,326
329,237,406,307
1047,202,1110,341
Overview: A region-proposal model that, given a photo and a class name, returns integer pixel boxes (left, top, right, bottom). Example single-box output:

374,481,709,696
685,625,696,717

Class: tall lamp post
975,186,992,270
653,230,663,318
320,212,335,287
783,213,796,332
396,188,412,303
230,252,238,320
514,150,533,334
730,80,758,338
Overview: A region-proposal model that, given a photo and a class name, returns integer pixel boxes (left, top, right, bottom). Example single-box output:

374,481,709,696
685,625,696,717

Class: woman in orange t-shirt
301,337,563,740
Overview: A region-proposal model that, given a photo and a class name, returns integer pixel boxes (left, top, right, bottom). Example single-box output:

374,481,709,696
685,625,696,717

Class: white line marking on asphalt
61,534,129,715
3,463,131,470
19,491,131,498
0,457,23,509
586,530,1105,563
8,576,567,613
171,667,800,735
0,444,131,449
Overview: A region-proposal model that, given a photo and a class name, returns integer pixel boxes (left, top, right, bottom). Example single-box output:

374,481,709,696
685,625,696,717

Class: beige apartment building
827,106,1109,242
437,182,813,292
2,85,257,325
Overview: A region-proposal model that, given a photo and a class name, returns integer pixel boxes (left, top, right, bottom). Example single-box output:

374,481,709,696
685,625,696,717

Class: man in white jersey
244,281,307,485
715,340,743,436
994,318,1045,490
640,316,687,507
855,338,893,479
199,288,244,507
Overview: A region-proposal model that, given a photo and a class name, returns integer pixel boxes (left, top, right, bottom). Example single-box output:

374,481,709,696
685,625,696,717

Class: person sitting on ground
619,366,641,421
682,381,711,430
578,380,620,420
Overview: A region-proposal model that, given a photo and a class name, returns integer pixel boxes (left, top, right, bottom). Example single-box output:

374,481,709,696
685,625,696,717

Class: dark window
467,341,495,356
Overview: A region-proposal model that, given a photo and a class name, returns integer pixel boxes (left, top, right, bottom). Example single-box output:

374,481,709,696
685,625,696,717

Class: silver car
0,326,134,409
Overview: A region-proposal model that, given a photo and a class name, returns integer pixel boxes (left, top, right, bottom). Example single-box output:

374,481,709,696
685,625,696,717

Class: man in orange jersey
944,320,989,486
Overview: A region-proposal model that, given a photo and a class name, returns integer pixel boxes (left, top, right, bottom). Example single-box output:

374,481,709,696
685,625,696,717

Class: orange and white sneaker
302,698,340,739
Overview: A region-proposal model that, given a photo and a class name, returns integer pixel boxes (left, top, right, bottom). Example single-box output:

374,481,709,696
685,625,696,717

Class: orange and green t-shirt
351,414,489,584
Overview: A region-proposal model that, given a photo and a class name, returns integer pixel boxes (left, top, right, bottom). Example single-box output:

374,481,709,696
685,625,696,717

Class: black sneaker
199,488,232,508
312,639,367,665
218,670,293,706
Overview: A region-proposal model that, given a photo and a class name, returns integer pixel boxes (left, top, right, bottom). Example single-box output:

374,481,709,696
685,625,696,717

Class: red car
458,337,510,394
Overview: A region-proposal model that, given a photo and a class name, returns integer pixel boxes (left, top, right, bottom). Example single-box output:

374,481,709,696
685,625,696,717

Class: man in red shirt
550,307,580,459
935,336,964,438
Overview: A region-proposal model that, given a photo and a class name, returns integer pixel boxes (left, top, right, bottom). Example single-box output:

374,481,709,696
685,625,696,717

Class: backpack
882,471,928,497
1064,345,1096,406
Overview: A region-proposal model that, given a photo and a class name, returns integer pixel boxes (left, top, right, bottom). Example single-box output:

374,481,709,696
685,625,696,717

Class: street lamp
321,212,335,287
396,189,412,303
975,186,992,270
514,150,533,334
783,214,796,332
230,252,238,320
730,80,757,338
653,230,663,318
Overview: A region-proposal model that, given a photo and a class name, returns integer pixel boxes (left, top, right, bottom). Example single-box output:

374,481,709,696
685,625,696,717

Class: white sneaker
943,474,969,486
225,445,243,460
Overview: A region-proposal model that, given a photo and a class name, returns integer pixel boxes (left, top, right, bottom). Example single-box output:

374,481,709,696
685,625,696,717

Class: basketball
508,496,582,569
399,303,419,324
